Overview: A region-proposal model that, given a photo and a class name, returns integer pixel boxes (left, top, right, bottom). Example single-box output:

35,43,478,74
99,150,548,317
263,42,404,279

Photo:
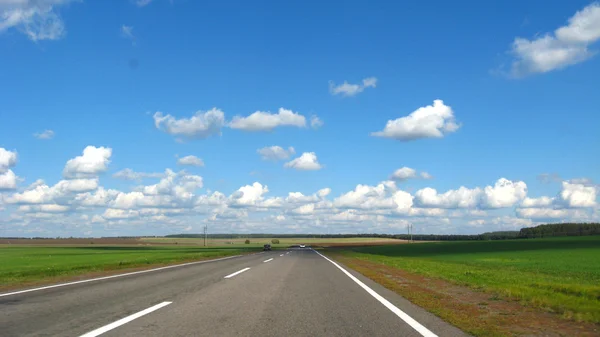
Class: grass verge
0,245,258,290
325,236,600,336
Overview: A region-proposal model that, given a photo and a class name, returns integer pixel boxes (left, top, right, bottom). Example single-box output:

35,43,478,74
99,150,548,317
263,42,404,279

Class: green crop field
329,236,600,324
0,245,256,289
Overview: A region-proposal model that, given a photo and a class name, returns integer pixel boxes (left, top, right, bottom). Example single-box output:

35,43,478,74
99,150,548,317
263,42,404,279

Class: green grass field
331,236,600,324
0,245,256,289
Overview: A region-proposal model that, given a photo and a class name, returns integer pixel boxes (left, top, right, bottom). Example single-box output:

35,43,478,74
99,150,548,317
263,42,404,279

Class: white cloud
390,167,433,181
519,181,597,209
391,167,416,180
142,169,203,199
558,181,597,207
509,3,600,76
153,108,225,139
521,196,554,208
0,170,17,190
284,152,323,171
112,168,163,181
177,155,204,167
310,115,324,129
516,208,571,219
333,182,400,210
291,203,315,215
371,99,460,141
103,208,139,220
19,204,69,213
329,77,377,97
257,146,295,161
420,172,433,179
63,146,112,178
414,186,481,209
7,178,98,204
317,188,331,198
135,0,152,7
0,0,77,41
229,108,307,131
415,178,527,209
482,178,528,208
33,129,55,139
74,187,119,207
0,148,17,174
229,182,269,207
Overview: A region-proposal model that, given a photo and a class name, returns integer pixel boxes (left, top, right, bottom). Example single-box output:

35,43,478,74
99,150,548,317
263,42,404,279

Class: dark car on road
263,244,272,251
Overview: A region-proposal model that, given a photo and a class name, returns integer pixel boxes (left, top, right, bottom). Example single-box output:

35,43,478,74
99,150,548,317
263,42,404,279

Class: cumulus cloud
371,100,460,141
0,0,78,41
112,169,163,181
333,181,400,210
33,129,55,139
516,208,572,219
229,182,269,207
257,146,295,161
414,178,527,209
153,108,225,139
0,169,18,190
329,77,377,97
310,115,324,129
177,155,204,167
559,181,597,207
0,148,17,174
390,167,432,181
519,181,597,209
0,151,18,190
509,3,600,76
284,152,323,171
103,208,139,220
19,204,69,213
7,178,98,204
63,146,112,179
229,108,307,131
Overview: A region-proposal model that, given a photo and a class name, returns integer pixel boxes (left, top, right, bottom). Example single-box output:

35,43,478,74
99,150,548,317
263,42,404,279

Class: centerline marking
263,258,273,263
224,267,251,278
280,254,284,256
312,249,438,337
79,301,172,337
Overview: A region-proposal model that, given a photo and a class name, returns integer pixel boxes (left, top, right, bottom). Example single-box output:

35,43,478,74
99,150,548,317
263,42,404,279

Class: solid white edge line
263,258,274,263
224,267,251,278
312,249,438,337
0,254,242,298
79,301,172,337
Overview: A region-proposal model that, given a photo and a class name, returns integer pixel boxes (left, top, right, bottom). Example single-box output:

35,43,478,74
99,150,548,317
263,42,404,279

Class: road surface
0,249,467,337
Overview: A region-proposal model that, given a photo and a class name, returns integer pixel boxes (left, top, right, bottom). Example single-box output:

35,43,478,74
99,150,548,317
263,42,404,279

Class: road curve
0,249,467,337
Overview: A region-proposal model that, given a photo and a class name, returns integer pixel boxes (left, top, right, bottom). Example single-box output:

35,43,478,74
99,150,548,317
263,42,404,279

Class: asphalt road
0,249,467,337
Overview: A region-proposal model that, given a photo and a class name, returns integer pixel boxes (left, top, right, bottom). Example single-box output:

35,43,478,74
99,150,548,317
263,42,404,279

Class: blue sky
1,0,599,237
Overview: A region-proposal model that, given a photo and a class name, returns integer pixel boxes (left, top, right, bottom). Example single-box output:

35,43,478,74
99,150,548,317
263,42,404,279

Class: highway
0,249,467,337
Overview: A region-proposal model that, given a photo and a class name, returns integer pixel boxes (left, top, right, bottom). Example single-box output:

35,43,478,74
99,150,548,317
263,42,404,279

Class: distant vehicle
263,244,272,251
299,244,306,248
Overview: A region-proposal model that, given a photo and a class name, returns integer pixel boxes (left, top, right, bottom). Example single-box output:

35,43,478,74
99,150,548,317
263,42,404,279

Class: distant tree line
164,231,521,241
517,223,600,238
165,223,600,241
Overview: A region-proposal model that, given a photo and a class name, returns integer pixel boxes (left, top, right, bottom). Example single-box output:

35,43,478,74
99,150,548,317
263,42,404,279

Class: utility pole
204,225,207,247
